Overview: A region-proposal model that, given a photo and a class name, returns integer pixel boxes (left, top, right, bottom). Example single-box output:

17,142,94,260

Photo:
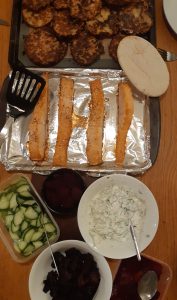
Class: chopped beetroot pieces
42,169,85,214
43,248,100,300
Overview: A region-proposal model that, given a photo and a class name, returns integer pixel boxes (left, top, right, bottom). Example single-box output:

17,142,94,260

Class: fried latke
118,4,153,35
70,32,104,66
104,0,149,7
22,0,51,11
86,8,119,37
24,28,68,66
22,6,54,28
51,10,84,38
70,0,102,21
53,0,70,10
109,34,125,62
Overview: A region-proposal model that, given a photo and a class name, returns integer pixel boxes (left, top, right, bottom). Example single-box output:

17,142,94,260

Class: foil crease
0,69,152,175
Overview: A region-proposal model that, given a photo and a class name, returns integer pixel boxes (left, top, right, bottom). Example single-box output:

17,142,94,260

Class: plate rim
163,0,177,34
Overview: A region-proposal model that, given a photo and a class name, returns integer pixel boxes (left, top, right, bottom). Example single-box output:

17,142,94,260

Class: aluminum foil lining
0,68,151,175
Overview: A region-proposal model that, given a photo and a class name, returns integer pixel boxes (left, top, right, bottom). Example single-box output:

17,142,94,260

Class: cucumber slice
11,222,20,233
17,184,30,194
23,244,35,256
44,223,56,233
18,190,33,199
5,214,13,228
9,230,20,240
17,240,28,251
31,231,44,242
22,200,36,206
0,194,10,210
24,228,35,242
9,193,18,210
25,207,38,220
13,210,24,226
32,241,43,250
21,220,29,231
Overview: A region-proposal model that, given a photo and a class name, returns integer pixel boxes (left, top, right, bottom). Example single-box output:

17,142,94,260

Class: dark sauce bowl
42,169,86,216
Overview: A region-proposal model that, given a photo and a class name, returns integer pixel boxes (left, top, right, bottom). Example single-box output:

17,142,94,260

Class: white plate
77,174,159,259
29,240,112,300
163,0,177,34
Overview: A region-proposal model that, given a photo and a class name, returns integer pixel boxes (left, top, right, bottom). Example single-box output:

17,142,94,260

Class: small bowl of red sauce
42,168,86,215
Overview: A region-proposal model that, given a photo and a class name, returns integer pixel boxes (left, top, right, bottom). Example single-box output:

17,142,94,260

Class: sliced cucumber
14,242,21,253
0,194,10,210
23,244,35,256
44,223,56,233
21,220,29,232
9,193,18,210
31,231,44,242
13,210,24,226
23,228,35,242
22,200,36,207
5,214,13,228
25,207,38,220
32,241,43,250
11,222,20,233
17,184,29,194
17,240,28,251
9,229,20,240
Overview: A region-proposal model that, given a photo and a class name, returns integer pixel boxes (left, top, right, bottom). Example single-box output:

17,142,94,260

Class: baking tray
8,0,156,69
0,72,160,171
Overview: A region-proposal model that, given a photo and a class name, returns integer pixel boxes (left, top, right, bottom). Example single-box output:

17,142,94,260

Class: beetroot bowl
42,169,86,215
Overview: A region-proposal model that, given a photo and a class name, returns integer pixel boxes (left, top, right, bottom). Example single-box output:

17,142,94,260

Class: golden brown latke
22,6,54,28
86,7,119,37
51,10,84,37
24,28,68,66
53,0,70,10
70,32,104,66
108,34,125,62
22,0,51,11
104,0,149,7
117,4,153,35
70,0,102,21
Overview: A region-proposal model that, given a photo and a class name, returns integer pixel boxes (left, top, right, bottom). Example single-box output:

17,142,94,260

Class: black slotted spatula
0,67,46,146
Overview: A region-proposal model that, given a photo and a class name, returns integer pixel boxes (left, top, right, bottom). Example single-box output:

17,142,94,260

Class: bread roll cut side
116,82,134,165
86,78,105,166
29,72,49,161
53,77,74,166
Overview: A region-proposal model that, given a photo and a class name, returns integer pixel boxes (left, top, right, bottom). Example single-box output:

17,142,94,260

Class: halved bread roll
86,79,105,166
53,77,74,166
116,82,134,165
29,72,49,161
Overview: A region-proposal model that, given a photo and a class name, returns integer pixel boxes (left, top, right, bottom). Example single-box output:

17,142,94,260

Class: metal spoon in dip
138,270,158,300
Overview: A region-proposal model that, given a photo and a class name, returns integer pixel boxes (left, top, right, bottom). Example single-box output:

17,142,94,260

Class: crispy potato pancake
22,6,54,28
116,82,134,165
70,32,104,66
24,28,68,66
118,4,153,35
53,77,74,166
86,7,119,37
52,10,84,37
53,0,70,10
86,79,105,166
70,0,102,21
22,0,51,11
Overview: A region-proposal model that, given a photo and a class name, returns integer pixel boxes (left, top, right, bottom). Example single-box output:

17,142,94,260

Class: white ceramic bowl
77,174,159,259
29,240,112,300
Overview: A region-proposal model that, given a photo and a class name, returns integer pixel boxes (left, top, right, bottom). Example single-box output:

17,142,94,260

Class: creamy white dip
89,184,146,244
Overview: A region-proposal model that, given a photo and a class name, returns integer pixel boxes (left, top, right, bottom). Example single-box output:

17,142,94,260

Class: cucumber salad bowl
0,174,59,263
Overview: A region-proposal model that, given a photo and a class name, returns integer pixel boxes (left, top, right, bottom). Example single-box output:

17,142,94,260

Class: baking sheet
0,69,151,175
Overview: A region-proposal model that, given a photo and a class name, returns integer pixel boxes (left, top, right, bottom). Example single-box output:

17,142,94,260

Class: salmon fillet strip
29,72,49,161
116,82,134,165
53,77,74,166
86,79,105,165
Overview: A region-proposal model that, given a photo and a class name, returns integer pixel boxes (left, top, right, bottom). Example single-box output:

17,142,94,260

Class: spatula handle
0,116,14,147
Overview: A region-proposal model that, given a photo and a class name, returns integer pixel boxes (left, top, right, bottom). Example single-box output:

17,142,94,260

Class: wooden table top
0,0,177,299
